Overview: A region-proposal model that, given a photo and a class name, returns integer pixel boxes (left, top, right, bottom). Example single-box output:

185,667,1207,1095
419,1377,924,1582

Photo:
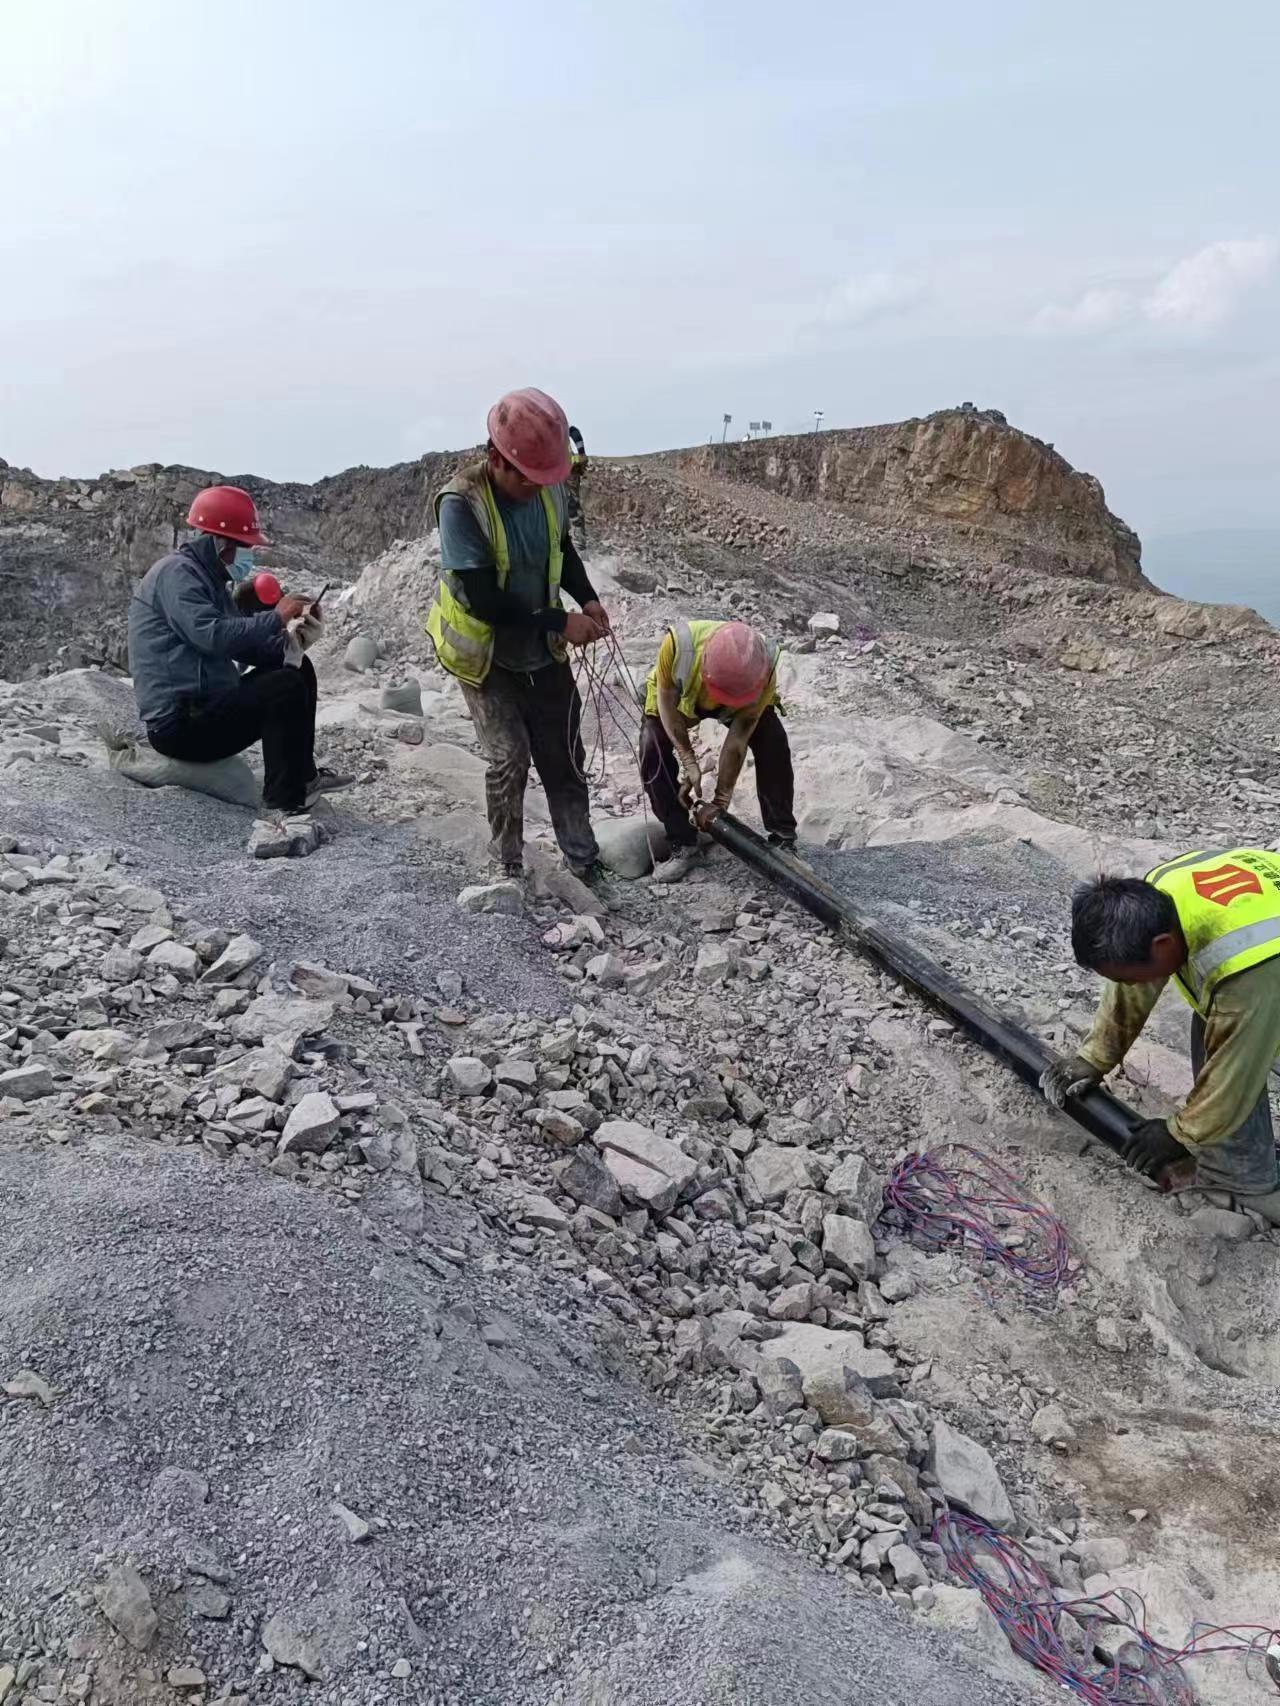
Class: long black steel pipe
708,811,1141,1157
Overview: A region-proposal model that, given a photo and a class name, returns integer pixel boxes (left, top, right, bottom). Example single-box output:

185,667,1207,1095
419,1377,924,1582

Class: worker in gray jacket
128,484,345,814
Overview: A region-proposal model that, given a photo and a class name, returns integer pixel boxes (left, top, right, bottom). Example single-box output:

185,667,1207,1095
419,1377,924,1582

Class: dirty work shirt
438,490,560,674
1079,957,1280,1152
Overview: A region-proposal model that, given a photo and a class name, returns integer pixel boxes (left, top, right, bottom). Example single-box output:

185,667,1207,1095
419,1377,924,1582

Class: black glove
1121,1117,1190,1179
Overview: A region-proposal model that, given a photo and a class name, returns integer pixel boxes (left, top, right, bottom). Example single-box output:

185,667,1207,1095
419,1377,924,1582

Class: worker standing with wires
640,620,796,882
1041,850,1280,1209
426,387,611,885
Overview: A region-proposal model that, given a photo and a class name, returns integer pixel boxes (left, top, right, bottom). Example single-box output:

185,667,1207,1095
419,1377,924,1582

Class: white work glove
677,749,704,811
1039,1054,1103,1110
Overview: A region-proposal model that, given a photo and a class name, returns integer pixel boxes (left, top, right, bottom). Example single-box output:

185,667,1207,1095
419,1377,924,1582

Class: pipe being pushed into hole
706,810,1142,1159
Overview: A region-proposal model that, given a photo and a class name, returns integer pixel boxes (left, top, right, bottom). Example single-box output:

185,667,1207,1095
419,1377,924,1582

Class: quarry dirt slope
4,425,1280,1704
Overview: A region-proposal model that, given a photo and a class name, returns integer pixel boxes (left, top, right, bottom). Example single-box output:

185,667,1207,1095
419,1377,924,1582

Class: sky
2,0,1278,552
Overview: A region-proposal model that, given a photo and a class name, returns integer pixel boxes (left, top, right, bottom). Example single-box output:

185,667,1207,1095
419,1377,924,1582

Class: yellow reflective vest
1147,846,1280,1015
642,618,782,724
425,461,565,686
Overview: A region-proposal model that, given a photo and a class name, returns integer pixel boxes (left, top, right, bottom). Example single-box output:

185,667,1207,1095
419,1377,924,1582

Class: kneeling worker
640,620,796,882
428,387,610,882
1042,848,1280,1203
128,485,344,815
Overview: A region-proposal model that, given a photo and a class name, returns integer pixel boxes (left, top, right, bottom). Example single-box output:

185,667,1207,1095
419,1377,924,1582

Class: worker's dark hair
1070,875,1177,969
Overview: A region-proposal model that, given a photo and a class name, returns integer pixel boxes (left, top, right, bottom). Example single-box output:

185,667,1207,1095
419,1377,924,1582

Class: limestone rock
445,1056,492,1097
927,1418,1015,1531
594,1120,697,1196
262,1610,325,1680
0,1064,54,1102
760,1322,899,1408
744,1142,818,1203
457,880,524,915
94,1563,157,1651
552,1148,624,1218
822,1212,877,1280
232,995,335,1057
808,611,840,635
824,1153,882,1222
147,939,200,982
201,933,265,985
108,742,260,810
1030,1402,1076,1447
280,1091,341,1155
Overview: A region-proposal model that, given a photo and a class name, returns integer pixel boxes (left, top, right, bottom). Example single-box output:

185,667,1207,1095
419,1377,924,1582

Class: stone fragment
233,995,335,1055
495,1058,537,1090
824,1153,882,1221
94,1563,157,1651
445,1056,492,1096
330,1500,372,1543
391,1659,412,1680
1189,1206,1254,1242
755,1357,805,1418
188,1582,232,1620
814,1427,861,1463
4,1369,53,1405
768,1282,814,1321
1030,1402,1076,1447
1095,1316,1132,1353
290,961,352,1001
585,951,625,987
147,939,201,981
1078,1537,1130,1577
888,1545,929,1590
744,1142,818,1203
878,1270,916,1303
601,1150,678,1217
520,1193,569,1231
167,1667,206,1690
822,1212,877,1281
201,932,264,984
0,1064,53,1102
552,1148,623,1217
927,1418,1015,1531
922,1585,1024,1687
808,611,840,635
457,880,524,915
694,941,739,985
249,815,321,859
262,1611,325,1680
762,1322,900,1408
280,1091,341,1155
594,1120,697,1194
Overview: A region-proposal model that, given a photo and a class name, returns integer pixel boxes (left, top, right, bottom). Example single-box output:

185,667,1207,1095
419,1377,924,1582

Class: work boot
767,832,798,851
567,858,617,902
653,844,702,884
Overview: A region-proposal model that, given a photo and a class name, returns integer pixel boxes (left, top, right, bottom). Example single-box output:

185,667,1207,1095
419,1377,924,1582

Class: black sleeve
560,534,598,607
459,566,568,633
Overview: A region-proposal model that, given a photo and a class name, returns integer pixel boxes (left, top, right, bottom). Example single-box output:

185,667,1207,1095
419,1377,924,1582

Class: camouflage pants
461,662,598,870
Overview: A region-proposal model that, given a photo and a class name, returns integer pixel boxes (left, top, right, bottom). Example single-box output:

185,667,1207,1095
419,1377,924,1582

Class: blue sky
2,0,1277,545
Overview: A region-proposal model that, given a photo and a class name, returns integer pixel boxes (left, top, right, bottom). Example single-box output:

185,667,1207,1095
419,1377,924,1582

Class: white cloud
1032,286,1131,335
1142,237,1278,329
818,271,926,327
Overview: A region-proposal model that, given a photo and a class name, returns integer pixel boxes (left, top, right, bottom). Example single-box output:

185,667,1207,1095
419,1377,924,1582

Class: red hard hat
250,571,282,607
487,387,571,486
702,622,772,709
186,484,268,546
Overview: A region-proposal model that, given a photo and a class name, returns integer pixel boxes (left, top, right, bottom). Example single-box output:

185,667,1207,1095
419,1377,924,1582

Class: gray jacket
128,535,286,729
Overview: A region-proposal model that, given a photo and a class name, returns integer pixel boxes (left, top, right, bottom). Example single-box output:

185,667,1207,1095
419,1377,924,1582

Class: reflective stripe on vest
424,470,564,686
1147,847,1280,1012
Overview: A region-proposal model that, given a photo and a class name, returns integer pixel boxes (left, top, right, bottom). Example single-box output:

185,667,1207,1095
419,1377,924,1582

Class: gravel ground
0,1135,1041,1706
0,760,566,1015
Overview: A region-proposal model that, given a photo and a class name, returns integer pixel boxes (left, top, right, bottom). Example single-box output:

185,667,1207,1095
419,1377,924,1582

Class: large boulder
757,1322,898,1404
744,1143,821,1204
107,740,260,810
927,1418,1016,1531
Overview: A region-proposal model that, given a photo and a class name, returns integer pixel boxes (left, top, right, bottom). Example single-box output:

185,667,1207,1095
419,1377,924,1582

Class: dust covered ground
3,458,1280,1704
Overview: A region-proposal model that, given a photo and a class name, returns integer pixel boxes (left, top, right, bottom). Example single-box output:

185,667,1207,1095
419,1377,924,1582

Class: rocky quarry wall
1,406,1148,680
644,407,1146,588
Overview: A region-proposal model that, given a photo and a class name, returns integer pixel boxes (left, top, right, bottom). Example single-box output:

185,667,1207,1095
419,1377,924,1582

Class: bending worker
1042,848,1280,1204
427,387,611,884
640,619,797,882
128,486,345,816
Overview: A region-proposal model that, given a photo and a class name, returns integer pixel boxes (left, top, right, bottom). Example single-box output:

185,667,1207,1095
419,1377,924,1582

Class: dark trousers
1189,1013,1279,1196
639,708,796,848
148,656,318,813
460,661,598,869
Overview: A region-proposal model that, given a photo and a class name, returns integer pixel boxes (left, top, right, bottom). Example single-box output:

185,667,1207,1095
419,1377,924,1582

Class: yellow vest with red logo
1146,846,1280,1014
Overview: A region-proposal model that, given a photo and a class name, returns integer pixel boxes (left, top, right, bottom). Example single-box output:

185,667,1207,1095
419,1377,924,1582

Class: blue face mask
229,546,256,583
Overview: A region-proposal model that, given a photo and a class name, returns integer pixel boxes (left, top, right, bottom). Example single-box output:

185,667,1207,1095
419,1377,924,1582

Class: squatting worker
1041,848,1280,1205
127,486,348,815
427,387,610,883
639,620,797,883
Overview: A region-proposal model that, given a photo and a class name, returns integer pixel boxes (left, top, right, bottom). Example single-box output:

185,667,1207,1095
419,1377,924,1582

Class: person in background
426,388,610,883
640,619,796,883
127,485,347,815
1042,849,1280,1212
566,425,588,533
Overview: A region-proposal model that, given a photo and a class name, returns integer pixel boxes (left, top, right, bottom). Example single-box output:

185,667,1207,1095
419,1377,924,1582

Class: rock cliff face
0,452,465,679
648,407,1145,588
